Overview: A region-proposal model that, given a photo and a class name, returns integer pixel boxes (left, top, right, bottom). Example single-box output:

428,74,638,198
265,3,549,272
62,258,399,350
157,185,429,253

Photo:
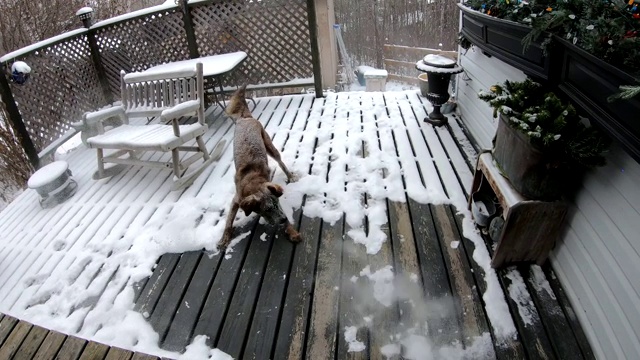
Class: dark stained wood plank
272,214,323,360
0,320,32,359
192,220,256,347
105,347,133,360
451,202,526,359
134,254,181,317
388,199,424,330
13,325,49,360
305,218,343,360
78,341,109,360
243,210,302,360
499,265,555,360
215,222,276,358
523,264,586,360
430,204,485,347
405,199,459,344
131,353,160,360
32,331,66,360
365,199,398,360
149,252,201,342
56,336,87,360
162,252,223,352
543,263,596,360
0,315,18,346
336,93,369,360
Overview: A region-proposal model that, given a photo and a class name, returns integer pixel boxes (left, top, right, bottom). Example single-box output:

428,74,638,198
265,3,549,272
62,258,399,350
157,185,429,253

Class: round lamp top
422,54,457,68
76,7,93,16
28,161,69,189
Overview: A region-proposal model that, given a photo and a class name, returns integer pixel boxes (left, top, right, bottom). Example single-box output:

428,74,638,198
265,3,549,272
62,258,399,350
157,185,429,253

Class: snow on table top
138,52,247,79
0,92,518,359
27,161,68,189
363,69,388,78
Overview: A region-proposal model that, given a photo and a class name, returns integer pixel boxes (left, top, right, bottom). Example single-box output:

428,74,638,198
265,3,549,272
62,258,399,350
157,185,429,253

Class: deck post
78,9,114,104
314,0,337,91
0,65,39,169
306,0,324,97
180,0,200,59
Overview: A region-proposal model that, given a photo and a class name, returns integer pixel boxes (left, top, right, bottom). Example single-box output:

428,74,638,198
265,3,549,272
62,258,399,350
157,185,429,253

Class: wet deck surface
0,92,593,359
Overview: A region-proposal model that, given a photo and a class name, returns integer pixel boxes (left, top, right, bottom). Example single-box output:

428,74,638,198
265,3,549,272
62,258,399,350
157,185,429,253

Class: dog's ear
265,183,284,197
239,194,260,216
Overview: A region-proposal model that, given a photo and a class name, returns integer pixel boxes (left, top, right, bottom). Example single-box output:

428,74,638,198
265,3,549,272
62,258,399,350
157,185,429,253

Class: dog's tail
226,84,252,119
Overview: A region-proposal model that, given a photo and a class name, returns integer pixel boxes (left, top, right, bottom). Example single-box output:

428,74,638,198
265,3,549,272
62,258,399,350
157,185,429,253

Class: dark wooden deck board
162,252,222,352
13,324,49,360
78,341,110,360
0,319,31,359
149,251,201,342
32,331,66,360
56,335,87,359
216,222,276,358
305,217,343,360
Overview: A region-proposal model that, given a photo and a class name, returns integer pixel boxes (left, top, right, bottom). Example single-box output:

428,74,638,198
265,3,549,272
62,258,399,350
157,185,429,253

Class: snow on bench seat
86,123,207,152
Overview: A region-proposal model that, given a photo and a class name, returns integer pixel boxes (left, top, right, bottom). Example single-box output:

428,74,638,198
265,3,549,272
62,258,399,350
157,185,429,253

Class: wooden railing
383,44,458,85
0,0,317,168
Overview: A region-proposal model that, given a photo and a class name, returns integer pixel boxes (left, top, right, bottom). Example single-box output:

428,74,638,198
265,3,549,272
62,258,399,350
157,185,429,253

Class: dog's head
226,84,252,119
238,182,288,226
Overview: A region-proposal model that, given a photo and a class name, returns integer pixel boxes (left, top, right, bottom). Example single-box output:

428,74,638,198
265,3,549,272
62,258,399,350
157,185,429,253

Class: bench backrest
119,62,205,123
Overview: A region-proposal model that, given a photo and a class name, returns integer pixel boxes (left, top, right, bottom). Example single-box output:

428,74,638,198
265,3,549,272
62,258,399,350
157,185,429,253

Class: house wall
457,48,640,359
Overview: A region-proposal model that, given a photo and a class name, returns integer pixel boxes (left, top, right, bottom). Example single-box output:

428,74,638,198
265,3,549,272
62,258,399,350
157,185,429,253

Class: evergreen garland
478,79,610,168
463,0,640,74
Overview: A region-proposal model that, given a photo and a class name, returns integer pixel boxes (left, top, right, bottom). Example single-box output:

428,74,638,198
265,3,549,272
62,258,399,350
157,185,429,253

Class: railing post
181,0,200,59
306,0,324,97
0,65,39,169
77,7,113,104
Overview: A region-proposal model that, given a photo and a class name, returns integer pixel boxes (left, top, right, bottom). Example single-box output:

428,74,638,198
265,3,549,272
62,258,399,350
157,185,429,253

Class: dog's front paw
286,225,302,243
217,234,231,253
287,173,299,183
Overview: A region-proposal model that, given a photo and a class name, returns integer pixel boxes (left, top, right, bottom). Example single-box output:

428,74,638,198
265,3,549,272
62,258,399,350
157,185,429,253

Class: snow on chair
82,62,225,190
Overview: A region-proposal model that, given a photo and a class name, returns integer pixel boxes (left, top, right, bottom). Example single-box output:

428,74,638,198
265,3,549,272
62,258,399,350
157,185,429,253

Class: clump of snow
344,326,366,352
381,343,401,358
396,332,493,360
506,268,536,326
530,265,556,300
450,240,460,249
360,265,395,307
178,336,234,360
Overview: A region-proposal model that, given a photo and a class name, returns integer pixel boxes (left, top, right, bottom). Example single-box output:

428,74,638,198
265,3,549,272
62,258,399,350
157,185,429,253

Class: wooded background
335,0,460,69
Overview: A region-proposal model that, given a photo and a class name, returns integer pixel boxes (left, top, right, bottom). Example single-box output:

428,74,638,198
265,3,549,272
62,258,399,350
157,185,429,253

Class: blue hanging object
11,61,31,85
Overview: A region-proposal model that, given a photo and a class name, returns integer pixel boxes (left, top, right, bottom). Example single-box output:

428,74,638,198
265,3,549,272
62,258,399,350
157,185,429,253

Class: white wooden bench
80,62,225,190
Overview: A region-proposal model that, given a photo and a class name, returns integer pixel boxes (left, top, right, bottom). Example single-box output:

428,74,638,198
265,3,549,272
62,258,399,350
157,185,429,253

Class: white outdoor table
142,51,249,109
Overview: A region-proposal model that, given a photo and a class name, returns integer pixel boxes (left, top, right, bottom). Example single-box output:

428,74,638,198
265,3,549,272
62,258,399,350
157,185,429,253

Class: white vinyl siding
457,49,640,360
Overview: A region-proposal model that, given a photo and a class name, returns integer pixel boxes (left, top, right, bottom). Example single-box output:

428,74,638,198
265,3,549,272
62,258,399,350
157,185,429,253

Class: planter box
493,114,564,200
556,37,640,163
458,4,555,81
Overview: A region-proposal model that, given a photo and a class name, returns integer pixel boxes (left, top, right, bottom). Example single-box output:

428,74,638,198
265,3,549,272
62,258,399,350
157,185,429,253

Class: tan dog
218,86,301,251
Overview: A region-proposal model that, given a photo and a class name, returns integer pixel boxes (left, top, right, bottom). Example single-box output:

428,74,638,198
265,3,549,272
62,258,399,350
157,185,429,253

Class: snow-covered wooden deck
0,91,593,359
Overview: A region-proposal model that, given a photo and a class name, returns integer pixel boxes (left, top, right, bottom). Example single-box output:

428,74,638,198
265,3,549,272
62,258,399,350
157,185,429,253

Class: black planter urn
416,54,463,126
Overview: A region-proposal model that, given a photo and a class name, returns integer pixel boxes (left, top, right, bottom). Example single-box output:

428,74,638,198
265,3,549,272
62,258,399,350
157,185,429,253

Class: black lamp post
76,7,94,28
416,55,463,127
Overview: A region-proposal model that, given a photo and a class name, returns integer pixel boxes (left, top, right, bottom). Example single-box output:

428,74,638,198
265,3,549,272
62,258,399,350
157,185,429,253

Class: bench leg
172,148,182,178
196,136,210,161
96,148,105,178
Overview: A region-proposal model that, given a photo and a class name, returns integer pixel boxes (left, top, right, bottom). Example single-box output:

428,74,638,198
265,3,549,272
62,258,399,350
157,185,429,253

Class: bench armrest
84,105,127,126
160,100,201,121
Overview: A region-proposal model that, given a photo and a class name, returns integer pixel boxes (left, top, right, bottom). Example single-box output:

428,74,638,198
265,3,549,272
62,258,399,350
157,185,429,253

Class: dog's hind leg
261,128,296,182
219,199,240,251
